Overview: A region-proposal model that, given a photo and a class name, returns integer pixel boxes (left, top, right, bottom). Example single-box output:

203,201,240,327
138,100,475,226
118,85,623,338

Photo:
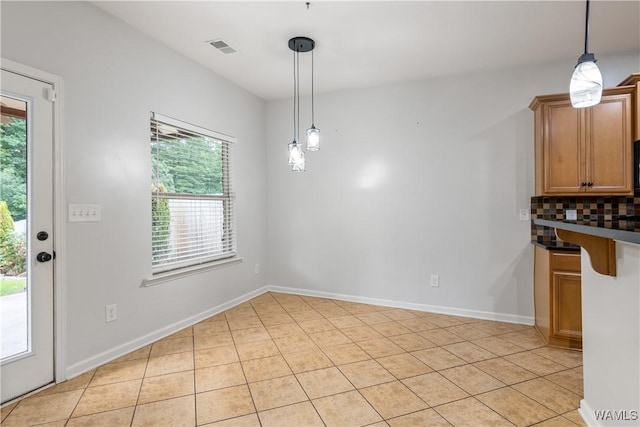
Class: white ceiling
94,1,640,101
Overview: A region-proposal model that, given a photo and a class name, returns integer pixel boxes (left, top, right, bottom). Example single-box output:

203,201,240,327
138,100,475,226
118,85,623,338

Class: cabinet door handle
587,182,594,187
581,182,587,186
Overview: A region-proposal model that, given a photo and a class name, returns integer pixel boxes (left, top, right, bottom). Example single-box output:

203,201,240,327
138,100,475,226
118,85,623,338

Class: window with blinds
150,112,236,273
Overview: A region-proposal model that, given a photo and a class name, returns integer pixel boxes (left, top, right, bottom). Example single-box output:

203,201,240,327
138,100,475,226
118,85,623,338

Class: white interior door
1,69,55,403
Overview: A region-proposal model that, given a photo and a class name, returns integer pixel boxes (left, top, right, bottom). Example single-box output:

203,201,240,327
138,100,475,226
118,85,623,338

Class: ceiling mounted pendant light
288,40,303,169
570,0,602,108
287,36,319,171
306,46,320,151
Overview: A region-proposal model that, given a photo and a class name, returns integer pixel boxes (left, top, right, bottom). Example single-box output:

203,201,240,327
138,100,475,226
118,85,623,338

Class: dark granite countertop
531,239,580,251
533,218,640,245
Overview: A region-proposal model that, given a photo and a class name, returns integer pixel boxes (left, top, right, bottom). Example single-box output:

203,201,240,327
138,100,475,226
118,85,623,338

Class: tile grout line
298,296,391,426
430,395,515,427
265,293,328,427
62,366,98,426
275,293,426,425
3,291,584,427
127,340,155,426
238,293,580,426
188,312,255,426
229,303,264,427
190,329,198,427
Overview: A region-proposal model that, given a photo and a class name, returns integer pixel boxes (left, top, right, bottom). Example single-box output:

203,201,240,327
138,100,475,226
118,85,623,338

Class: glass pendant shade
288,141,301,165
570,59,603,108
292,150,305,172
306,125,320,151
287,36,317,171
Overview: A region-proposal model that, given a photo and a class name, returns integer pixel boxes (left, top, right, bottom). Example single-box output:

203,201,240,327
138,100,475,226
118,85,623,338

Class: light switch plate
68,204,101,222
565,209,578,221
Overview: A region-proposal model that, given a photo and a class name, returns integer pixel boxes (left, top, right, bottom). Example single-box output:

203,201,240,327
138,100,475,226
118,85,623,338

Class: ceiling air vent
207,39,237,54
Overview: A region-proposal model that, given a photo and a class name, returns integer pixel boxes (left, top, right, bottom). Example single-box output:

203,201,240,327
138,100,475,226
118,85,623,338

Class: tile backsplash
530,191,640,249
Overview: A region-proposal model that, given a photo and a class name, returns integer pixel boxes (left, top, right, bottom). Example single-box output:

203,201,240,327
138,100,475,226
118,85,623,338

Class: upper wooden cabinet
530,84,635,196
619,73,640,141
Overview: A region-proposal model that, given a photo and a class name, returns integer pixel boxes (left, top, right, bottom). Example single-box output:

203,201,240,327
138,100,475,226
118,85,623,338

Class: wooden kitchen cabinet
534,246,582,350
530,86,634,196
618,73,640,141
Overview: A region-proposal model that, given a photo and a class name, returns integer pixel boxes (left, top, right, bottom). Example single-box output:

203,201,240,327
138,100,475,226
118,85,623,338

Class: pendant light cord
292,49,296,141
296,50,300,142
311,49,315,124
584,0,590,54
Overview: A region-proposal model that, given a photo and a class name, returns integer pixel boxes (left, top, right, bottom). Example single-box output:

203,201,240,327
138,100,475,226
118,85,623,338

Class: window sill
141,257,243,287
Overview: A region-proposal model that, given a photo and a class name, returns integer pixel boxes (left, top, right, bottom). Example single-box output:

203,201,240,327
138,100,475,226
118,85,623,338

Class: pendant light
306,48,320,151
570,0,602,108
287,36,318,171
288,42,303,169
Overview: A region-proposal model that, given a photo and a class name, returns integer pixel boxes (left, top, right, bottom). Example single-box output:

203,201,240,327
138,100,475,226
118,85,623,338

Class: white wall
1,1,267,376
2,0,638,380
580,242,640,426
266,52,640,322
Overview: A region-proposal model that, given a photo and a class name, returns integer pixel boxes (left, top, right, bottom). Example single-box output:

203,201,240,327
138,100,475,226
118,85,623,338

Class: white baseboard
64,284,534,380
65,286,269,380
267,285,535,325
579,399,598,427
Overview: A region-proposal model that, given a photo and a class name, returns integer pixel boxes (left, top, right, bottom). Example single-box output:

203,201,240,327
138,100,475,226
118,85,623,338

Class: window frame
149,112,237,276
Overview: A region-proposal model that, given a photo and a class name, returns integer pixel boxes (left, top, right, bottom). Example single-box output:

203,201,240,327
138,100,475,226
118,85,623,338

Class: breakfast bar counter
534,218,640,276
534,218,640,425
534,218,640,245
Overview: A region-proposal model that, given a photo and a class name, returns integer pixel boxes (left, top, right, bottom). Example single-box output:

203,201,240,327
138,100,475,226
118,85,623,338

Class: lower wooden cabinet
534,246,582,349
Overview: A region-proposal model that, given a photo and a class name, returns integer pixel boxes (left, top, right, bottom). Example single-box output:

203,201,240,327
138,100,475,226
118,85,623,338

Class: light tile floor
1,292,587,427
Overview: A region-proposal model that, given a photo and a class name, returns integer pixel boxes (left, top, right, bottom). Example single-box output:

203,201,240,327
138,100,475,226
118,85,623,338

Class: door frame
1,58,67,385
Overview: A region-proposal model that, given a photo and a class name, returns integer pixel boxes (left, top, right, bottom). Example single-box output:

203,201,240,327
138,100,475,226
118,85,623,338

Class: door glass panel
0,95,29,361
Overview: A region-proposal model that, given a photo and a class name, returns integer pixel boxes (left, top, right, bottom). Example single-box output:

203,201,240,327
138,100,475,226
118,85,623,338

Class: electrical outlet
566,209,578,221
519,209,530,221
430,274,439,287
105,304,117,322
254,264,260,275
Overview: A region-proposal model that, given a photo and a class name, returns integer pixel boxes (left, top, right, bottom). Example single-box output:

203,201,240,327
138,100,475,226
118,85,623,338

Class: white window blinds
150,112,236,273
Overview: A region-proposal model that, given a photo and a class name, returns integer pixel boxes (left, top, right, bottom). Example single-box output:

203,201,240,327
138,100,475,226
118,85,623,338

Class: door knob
36,252,53,263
